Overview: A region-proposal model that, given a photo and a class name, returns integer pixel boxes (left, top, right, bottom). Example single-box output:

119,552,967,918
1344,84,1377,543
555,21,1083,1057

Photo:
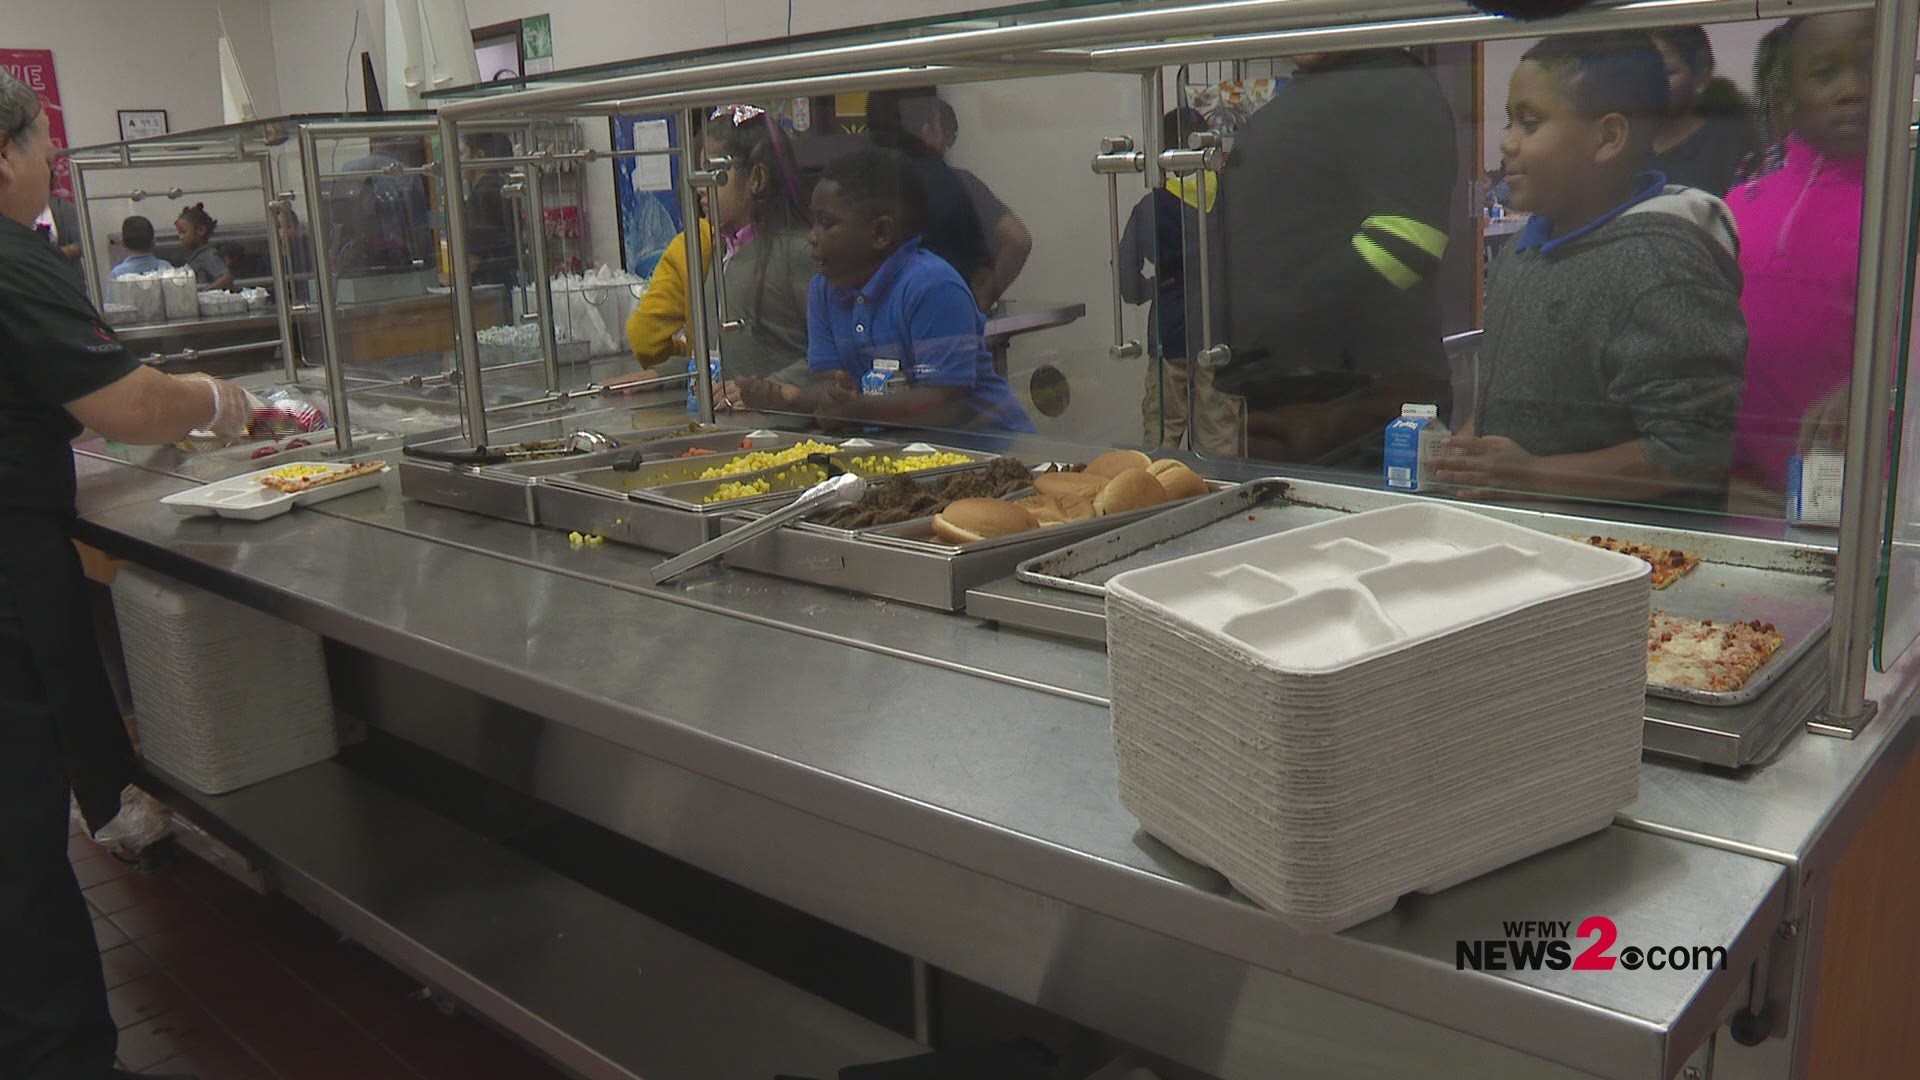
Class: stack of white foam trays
1105,502,1650,933
111,565,339,794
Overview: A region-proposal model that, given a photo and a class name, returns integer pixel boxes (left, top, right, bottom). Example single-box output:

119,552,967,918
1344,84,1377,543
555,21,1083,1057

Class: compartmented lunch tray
162,463,389,521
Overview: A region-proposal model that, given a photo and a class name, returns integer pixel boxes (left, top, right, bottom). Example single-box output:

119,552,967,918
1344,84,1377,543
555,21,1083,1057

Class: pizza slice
258,461,387,494
1580,535,1702,589
1646,612,1785,693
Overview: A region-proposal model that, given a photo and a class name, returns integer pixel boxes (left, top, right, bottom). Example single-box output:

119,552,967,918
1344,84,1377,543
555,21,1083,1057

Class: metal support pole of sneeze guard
440,113,491,448
522,156,562,394
256,156,299,384
1814,0,1920,739
1141,69,1165,191
698,153,742,335
67,159,106,311
1161,133,1228,370
677,108,716,424
1093,136,1145,361
296,128,356,453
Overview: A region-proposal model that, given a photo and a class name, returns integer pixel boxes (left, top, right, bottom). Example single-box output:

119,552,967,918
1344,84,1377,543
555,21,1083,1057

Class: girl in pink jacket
1728,12,1871,493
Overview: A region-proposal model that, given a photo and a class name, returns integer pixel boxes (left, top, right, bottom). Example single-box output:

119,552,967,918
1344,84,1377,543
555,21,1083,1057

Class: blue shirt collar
829,236,925,305
1514,171,1668,254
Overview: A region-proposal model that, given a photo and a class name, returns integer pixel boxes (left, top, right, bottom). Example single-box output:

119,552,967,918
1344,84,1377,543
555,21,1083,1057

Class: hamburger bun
1016,494,1071,527
1085,449,1153,478
1146,459,1208,500
1054,491,1096,521
932,498,1038,544
1033,471,1109,499
1093,467,1170,516
1017,492,1099,526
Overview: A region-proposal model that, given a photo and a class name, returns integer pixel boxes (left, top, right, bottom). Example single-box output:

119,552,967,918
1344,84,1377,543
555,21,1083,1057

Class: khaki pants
1143,355,1245,457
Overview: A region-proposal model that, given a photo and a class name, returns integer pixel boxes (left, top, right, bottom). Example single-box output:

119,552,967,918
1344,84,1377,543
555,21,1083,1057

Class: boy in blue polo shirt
737,146,1034,433
1436,31,1745,508
108,216,169,279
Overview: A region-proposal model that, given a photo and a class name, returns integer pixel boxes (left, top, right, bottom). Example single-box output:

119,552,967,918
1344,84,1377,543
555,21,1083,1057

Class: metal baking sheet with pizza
1573,533,1825,705
160,462,390,521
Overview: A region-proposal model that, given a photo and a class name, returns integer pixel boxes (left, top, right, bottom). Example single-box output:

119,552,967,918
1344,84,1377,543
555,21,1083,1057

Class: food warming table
70,427,1920,1080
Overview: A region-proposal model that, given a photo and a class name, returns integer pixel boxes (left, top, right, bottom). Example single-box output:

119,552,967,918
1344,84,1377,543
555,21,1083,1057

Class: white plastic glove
180,373,265,438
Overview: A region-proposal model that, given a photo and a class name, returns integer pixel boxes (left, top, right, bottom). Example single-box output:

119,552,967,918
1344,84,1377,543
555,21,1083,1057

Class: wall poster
0,49,68,198
611,114,683,280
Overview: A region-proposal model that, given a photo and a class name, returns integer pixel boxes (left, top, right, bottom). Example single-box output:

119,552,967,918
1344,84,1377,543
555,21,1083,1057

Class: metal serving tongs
649,472,868,585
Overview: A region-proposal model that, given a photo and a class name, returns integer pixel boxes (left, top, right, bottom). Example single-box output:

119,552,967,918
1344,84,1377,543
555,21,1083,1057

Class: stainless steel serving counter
67,431,1920,1080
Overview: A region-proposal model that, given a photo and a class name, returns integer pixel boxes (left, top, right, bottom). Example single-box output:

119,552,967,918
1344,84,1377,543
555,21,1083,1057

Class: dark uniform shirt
908,152,989,287
1214,50,1458,409
0,215,141,514
954,167,1009,259
0,218,146,1072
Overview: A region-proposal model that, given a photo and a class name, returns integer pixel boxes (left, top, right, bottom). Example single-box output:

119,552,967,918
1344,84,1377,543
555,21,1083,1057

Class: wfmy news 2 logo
1456,917,1728,973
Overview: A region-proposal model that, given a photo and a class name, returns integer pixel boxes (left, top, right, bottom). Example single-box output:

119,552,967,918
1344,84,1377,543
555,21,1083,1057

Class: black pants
0,610,114,1080
0,519,129,1080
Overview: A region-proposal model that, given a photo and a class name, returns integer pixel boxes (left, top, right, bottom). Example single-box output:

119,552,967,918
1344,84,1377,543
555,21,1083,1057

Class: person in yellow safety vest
1213,49,1459,466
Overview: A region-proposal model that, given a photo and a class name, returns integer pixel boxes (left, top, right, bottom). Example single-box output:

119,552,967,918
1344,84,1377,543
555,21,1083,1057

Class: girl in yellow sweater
625,216,714,367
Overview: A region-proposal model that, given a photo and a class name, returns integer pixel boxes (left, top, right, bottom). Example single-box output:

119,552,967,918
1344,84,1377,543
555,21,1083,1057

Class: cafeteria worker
0,72,257,1080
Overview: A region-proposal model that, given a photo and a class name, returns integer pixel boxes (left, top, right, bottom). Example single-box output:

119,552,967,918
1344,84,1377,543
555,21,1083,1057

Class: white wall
944,72,1152,446
266,0,1018,116
267,0,727,117
5,0,281,151
785,0,1002,37
266,0,728,272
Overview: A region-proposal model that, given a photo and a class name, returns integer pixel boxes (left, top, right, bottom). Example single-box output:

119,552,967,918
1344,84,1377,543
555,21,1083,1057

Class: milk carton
861,357,901,397
1785,449,1844,527
1384,403,1448,491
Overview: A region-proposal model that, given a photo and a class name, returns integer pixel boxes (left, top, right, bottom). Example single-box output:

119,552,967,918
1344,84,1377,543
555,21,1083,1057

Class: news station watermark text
1456,917,1727,973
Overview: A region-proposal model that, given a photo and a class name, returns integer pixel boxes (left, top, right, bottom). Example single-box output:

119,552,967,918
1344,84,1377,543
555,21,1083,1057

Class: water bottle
686,351,721,415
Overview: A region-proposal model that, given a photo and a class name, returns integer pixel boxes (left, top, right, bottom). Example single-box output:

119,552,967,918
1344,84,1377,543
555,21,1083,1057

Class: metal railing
437,0,1868,120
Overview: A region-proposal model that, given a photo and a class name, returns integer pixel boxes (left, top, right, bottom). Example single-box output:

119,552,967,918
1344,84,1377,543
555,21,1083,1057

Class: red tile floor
71,818,569,1079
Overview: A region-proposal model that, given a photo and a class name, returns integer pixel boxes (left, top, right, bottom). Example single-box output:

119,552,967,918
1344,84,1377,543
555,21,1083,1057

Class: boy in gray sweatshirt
1437,31,1746,509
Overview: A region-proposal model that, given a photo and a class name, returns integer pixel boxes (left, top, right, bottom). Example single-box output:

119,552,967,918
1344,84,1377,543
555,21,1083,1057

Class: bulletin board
611,114,684,280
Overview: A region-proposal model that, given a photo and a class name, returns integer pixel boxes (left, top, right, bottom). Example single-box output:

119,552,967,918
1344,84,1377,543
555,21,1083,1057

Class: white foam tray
161,463,387,521
1107,502,1650,673
112,565,338,794
1104,503,1653,932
